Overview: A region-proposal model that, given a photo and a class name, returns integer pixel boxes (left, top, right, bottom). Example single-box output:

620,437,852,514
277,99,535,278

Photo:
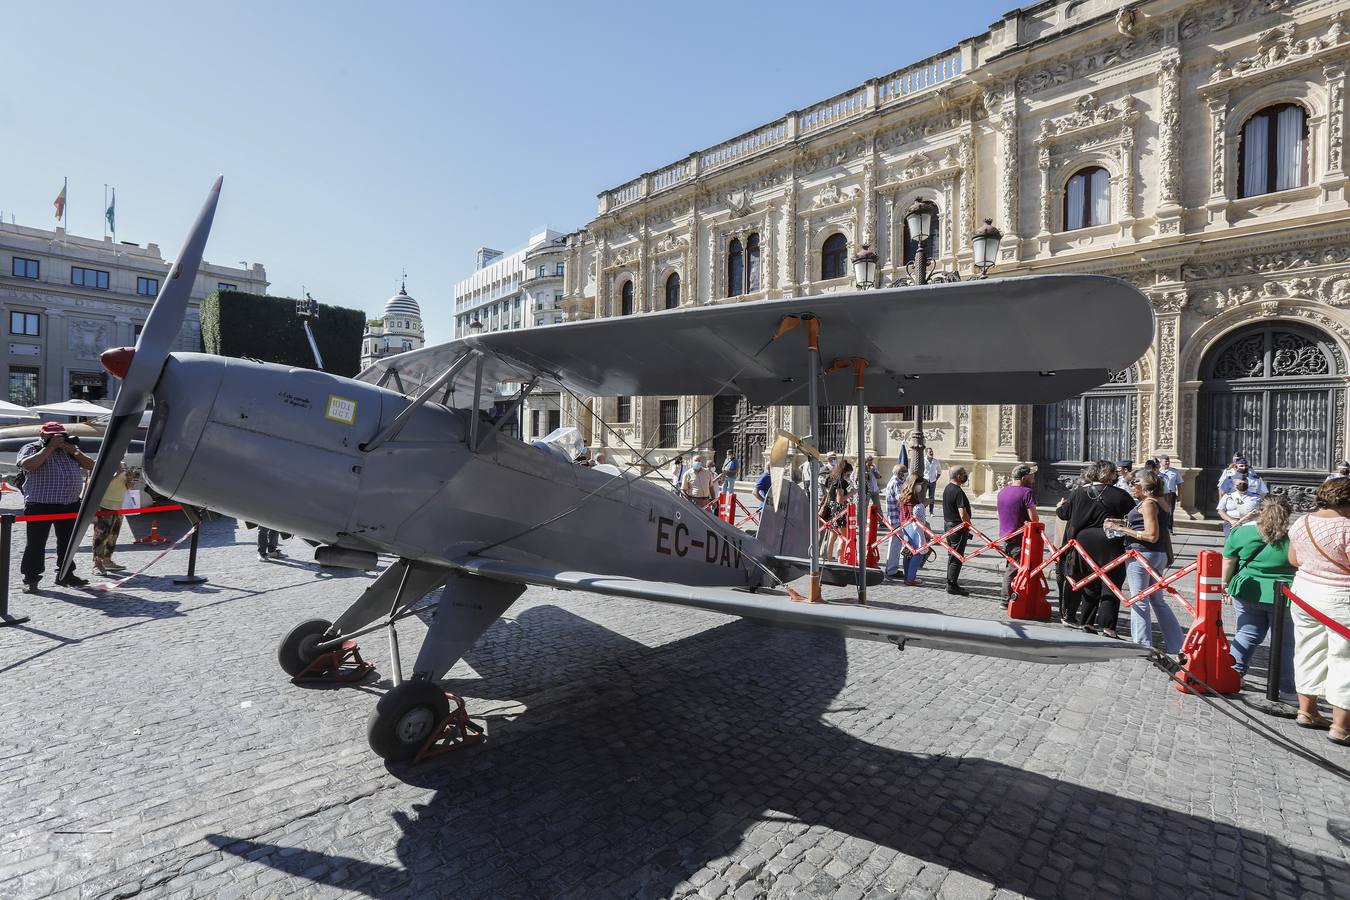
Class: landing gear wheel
277,618,334,677
367,681,451,762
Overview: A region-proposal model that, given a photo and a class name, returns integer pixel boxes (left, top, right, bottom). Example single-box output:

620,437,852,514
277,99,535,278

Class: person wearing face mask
1218,457,1269,498
679,454,718,505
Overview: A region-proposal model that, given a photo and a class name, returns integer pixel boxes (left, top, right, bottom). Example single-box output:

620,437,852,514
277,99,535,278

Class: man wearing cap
1157,454,1184,532
996,464,1039,606
16,422,95,591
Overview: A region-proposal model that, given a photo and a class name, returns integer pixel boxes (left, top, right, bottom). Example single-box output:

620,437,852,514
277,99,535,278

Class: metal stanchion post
173,507,208,585
1266,590,1289,704
0,515,29,626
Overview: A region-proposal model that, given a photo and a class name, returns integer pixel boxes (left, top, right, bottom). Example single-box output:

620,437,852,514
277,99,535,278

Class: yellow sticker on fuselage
325,395,357,424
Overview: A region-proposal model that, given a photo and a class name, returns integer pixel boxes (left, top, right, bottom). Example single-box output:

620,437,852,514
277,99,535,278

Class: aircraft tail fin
755,479,812,559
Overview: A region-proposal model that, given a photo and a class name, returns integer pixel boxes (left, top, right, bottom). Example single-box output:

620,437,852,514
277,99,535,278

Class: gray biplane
62,179,1157,761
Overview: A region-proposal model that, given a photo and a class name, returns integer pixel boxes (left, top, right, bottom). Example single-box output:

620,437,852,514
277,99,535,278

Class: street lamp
851,244,879,290
469,316,484,334
295,291,324,370
971,218,1003,278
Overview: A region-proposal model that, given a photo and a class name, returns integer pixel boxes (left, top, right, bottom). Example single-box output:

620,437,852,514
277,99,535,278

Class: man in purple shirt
996,464,1039,606
16,422,95,591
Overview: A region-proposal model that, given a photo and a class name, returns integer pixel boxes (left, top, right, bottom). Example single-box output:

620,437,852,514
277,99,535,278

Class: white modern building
360,280,426,371
451,228,567,338
0,221,267,406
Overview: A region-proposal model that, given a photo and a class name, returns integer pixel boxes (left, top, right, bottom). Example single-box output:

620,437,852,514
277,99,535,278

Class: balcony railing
599,47,965,214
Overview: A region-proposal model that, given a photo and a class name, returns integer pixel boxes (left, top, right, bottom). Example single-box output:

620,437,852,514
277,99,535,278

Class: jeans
720,477,736,497
1126,551,1185,653
886,526,904,577
20,500,80,583
1230,596,1296,695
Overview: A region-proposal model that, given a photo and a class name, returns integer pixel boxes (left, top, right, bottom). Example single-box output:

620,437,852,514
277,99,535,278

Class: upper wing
451,556,1151,665
358,275,1153,407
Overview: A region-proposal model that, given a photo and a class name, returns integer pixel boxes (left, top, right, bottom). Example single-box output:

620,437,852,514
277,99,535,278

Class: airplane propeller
58,176,223,581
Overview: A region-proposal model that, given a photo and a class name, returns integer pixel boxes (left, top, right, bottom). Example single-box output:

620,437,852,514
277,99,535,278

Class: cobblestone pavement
1,503,1347,900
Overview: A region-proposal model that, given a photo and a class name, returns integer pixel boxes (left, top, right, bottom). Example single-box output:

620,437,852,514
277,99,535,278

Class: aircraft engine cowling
144,354,391,544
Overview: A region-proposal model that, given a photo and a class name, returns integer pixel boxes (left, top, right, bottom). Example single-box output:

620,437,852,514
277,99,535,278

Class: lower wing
450,556,1150,665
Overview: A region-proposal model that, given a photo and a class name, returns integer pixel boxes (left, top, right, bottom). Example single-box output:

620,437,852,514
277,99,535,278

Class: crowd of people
673,444,1348,748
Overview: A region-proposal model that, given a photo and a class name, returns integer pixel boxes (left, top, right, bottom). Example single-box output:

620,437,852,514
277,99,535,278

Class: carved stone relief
1158,55,1183,208
1207,18,1347,89
1016,27,1164,96
1157,316,1179,452
68,317,112,361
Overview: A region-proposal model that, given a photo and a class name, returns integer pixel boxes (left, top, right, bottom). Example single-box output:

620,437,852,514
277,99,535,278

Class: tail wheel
367,680,451,761
277,618,333,677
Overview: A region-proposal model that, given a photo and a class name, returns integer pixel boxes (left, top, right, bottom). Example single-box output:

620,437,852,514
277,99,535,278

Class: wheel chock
291,640,375,684
414,692,484,763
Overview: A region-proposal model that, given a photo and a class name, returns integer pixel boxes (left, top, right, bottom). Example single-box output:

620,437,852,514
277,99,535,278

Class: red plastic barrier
1007,521,1052,621
838,502,880,569
1175,550,1241,695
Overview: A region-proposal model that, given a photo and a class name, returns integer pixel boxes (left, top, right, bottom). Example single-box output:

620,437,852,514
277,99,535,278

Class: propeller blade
59,176,223,580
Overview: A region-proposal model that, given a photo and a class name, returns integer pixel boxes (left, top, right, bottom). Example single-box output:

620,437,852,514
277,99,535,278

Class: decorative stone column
1204,93,1230,227
1325,62,1347,195
1156,53,1184,234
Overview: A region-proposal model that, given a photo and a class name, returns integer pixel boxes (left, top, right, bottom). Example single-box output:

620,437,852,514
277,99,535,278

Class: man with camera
16,422,95,591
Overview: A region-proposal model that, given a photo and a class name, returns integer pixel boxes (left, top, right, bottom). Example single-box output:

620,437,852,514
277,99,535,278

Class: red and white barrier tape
87,524,198,593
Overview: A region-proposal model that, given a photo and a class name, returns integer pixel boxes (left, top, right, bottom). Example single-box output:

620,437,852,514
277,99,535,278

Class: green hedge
199,291,366,377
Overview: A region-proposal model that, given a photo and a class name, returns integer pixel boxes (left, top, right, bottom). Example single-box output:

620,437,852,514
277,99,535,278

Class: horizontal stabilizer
452,556,1151,665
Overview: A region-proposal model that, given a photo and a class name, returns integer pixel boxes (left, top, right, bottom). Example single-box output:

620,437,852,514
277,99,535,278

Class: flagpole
63,176,68,237
104,184,108,239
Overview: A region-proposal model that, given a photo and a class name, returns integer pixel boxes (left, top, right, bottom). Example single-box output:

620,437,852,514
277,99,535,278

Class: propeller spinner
59,176,224,581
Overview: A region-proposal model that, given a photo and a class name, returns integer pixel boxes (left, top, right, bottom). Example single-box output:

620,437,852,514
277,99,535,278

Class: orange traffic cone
135,518,169,545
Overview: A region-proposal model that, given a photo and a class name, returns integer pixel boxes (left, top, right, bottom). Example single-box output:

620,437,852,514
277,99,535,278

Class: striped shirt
16,440,84,504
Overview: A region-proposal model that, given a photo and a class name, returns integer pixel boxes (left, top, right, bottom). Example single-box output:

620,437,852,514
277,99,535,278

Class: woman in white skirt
1285,477,1350,746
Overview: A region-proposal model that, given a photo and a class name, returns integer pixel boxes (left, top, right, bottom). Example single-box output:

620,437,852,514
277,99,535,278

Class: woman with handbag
1223,494,1297,696
1285,478,1350,744
1057,460,1135,637
1110,469,1185,652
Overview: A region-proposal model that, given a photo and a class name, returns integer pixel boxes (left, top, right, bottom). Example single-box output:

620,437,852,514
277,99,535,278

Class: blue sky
3,1,1012,339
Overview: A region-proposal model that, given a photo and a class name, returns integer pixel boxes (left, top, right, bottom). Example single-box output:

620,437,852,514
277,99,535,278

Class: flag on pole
53,180,67,221
105,188,116,234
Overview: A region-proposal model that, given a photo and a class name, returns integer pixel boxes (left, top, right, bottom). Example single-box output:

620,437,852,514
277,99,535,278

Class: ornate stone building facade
560,0,1350,518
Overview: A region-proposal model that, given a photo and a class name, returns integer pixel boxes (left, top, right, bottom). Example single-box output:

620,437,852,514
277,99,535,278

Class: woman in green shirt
1223,494,1297,695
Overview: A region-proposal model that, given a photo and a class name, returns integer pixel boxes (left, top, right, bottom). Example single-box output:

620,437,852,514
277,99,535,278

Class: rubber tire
277,618,334,677
367,681,451,762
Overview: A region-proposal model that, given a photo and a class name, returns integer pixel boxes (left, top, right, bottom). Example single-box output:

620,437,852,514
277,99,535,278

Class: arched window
902,210,940,264
746,233,761,293
1063,166,1111,230
1239,103,1308,198
620,279,634,316
821,233,848,280
727,238,744,297
1198,324,1341,513
665,272,680,309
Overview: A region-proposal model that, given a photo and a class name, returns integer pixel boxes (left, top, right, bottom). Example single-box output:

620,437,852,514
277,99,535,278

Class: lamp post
469,315,484,334
295,291,324,370
902,198,940,473
971,218,1003,278
851,244,878,290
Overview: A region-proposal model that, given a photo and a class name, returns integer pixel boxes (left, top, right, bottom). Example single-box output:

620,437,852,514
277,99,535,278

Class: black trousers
257,527,279,554
945,524,969,588
1075,568,1128,630
1001,535,1024,601
21,500,80,583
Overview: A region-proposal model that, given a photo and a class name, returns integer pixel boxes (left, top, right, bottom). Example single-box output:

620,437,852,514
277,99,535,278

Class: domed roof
383,281,422,321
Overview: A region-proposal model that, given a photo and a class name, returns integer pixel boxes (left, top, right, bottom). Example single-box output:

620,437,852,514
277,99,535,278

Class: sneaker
258,552,270,562
269,549,285,558
21,581,38,594
56,574,89,588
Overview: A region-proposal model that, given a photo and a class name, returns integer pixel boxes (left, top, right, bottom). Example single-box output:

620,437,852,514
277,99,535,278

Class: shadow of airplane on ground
205,606,1348,899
